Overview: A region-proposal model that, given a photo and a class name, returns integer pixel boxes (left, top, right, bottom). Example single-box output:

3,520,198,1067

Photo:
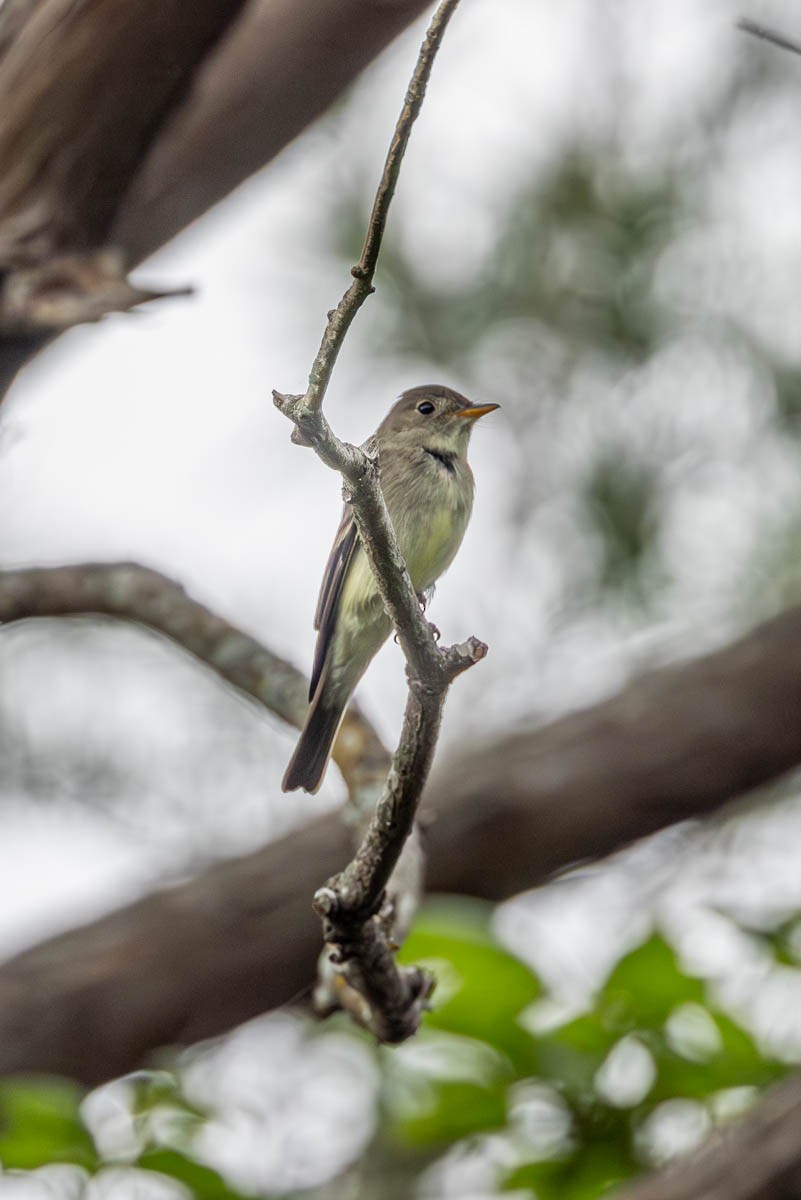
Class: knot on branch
313,911,436,1043
313,874,384,934
312,885,339,918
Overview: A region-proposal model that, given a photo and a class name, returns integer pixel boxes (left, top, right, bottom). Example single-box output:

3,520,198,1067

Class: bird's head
378,384,499,456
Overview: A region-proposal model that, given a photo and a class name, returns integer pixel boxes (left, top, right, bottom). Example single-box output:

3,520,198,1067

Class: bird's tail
282,683,346,794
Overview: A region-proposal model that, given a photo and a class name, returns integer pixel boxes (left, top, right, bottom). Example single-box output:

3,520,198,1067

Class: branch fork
274,375,486,1039
274,0,471,1042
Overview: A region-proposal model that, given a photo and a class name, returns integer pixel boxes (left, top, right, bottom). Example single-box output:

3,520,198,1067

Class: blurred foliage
371,901,785,1198
582,453,662,600
336,155,679,368
334,154,687,609
0,901,792,1199
0,1077,96,1171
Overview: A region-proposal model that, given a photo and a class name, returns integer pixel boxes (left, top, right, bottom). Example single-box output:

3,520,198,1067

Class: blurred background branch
3,599,801,1083
0,0,435,396
0,561,389,797
611,1067,801,1200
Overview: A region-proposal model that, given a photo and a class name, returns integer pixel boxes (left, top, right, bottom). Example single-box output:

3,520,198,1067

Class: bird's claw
429,622,441,642
416,591,428,613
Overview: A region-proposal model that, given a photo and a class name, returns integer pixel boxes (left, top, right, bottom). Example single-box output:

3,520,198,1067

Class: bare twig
0,561,389,797
285,0,462,416
0,0,436,400
738,18,801,59
274,0,475,1042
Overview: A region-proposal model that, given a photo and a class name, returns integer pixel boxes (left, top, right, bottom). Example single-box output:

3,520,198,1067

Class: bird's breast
386,451,473,594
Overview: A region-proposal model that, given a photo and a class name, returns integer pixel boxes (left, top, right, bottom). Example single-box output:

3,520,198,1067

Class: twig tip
469,637,489,663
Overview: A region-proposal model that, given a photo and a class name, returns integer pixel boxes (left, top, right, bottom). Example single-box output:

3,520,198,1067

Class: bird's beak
455,402,500,421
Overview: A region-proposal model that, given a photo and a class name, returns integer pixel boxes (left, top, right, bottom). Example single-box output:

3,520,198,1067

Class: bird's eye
417,401,435,415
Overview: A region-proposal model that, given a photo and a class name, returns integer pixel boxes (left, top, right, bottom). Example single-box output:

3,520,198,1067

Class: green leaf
599,937,704,1031
0,1076,96,1170
503,1157,570,1199
532,1015,617,1101
760,916,801,967
138,1150,246,1200
649,1013,784,1101
390,1079,507,1149
505,1133,637,1200
399,899,541,1073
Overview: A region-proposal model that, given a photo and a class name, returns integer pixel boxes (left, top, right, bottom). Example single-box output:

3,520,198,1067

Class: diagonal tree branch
0,0,436,399
0,0,247,264
0,561,389,797
0,561,427,1029
113,0,437,265
610,1069,801,1200
738,18,801,59
273,0,478,1042
279,0,463,416
3,603,801,1081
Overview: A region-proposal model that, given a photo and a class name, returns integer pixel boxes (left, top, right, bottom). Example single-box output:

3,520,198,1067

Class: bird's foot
416,591,428,613
428,621,441,643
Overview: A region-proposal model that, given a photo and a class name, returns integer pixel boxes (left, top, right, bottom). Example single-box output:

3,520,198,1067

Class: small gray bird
282,384,499,793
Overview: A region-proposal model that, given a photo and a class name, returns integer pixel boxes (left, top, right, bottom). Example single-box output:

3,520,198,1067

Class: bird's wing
310,502,359,700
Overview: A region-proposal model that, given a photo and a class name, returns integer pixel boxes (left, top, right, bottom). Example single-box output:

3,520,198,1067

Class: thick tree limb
0,0,435,395
611,1070,801,1200
0,0,248,265
274,0,480,1043
2,603,801,1081
424,604,801,899
113,0,436,265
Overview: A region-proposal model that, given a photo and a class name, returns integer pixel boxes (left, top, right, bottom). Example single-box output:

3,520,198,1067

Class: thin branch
0,0,436,399
296,0,462,414
0,561,389,797
0,560,432,1041
738,18,801,59
274,0,476,1042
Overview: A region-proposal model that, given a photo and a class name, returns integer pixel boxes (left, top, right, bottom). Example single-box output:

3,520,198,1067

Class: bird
282,384,499,794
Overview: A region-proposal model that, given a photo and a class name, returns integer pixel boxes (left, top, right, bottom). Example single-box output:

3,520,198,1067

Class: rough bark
611,1070,801,1200
1,605,801,1082
0,562,389,794
0,0,249,263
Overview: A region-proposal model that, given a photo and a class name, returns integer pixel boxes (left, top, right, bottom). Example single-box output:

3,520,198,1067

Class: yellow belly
403,504,461,592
